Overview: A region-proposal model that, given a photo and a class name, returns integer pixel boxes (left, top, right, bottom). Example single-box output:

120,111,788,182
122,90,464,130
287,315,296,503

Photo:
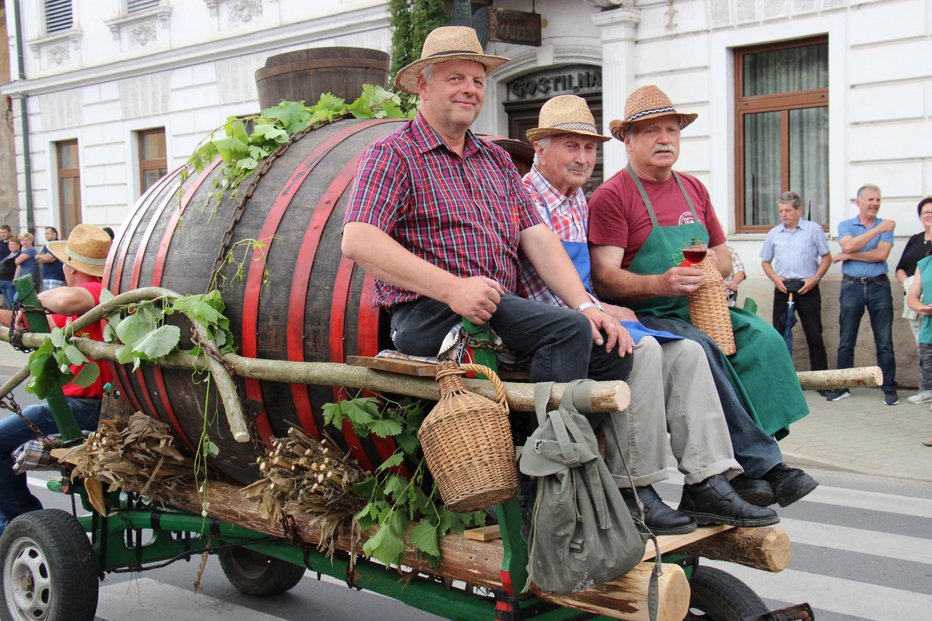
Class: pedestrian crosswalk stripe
778,517,932,562
705,560,932,621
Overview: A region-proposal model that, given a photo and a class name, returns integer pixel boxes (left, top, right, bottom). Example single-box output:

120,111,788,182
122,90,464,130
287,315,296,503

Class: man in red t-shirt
588,86,817,509
0,224,112,534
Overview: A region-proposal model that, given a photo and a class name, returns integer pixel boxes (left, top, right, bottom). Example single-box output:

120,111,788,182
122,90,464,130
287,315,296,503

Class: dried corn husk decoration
241,426,366,556
687,256,737,355
58,412,192,504
417,362,518,512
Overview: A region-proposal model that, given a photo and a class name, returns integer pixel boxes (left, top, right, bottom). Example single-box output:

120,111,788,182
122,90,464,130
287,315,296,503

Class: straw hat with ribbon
394,26,510,95
47,224,112,278
609,85,698,141
525,95,610,143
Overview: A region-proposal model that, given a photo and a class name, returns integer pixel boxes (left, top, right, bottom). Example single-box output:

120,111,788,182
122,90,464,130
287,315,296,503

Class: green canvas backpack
520,380,647,594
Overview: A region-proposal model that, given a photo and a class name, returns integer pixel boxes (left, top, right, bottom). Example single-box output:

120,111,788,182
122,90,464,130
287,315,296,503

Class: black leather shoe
621,485,697,535
764,463,819,507
678,475,780,527
729,474,777,507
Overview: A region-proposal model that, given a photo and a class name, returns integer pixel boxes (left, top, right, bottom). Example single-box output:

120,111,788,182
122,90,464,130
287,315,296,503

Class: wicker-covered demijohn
417,361,518,512
687,256,737,355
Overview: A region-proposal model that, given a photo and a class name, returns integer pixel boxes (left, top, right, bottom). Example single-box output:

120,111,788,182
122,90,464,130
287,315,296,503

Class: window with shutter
45,0,73,34
127,0,161,14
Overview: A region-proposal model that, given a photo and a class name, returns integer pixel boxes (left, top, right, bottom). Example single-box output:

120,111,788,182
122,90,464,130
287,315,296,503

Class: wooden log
798,366,881,390
532,563,689,621
677,526,791,573
0,328,629,413
128,478,681,620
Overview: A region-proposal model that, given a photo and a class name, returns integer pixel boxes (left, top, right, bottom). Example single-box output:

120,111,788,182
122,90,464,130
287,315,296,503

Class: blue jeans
0,280,15,308
837,278,896,392
637,316,783,478
0,398,101,534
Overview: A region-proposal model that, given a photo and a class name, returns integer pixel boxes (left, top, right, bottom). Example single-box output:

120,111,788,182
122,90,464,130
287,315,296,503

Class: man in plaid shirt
343,27,634,396
516,95,779,532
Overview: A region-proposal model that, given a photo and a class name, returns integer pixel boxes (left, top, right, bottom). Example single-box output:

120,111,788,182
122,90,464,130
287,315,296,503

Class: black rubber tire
217,547,306,596
0,509,99,621
687,565,769,621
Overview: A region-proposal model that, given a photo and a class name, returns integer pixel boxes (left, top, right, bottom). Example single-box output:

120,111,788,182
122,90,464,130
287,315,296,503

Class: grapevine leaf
171,295,224,328
63,344,88,366
115,310,157,348
362,522,405,565
99,288,114,304
322,402,343,428
260,101,311,133
212,136,249,162
383,474,407,500
248,145,270,160
396,427,419,456
226,119,249,144
369,417,403,438
132,324,181,359
375,452,405,473
72,362,100,388
236,157,258,171
345,400,374,427
410,521,440,558
49,328,65,348
250,123,289,144
115,343,138,365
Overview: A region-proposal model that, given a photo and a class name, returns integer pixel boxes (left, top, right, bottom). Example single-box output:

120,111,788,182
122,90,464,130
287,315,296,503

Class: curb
781,451,932,483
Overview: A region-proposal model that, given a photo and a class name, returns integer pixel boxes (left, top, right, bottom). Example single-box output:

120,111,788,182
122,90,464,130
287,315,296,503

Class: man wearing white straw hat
344,27,636,399
0,224,113,535
518,94,777,531
588,85,817,508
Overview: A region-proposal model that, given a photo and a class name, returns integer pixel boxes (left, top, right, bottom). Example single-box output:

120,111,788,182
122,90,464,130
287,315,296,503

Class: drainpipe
12,0,34,232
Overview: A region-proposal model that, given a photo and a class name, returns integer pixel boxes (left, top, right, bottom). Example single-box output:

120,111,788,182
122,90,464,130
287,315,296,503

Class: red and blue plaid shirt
344,113,541,308
517,166,591,308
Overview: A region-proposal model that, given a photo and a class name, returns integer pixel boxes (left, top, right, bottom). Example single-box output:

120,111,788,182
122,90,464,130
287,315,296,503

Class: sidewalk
1,340,928,482
780,388,931,482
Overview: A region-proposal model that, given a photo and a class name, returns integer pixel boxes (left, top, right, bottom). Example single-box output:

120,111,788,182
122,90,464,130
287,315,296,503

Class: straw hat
394,26,510,95
47,224,112,278
609,85,698,140
526,95,610,143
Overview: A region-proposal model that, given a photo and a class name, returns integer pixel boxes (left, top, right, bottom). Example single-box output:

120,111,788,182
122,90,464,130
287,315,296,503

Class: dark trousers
772,285,828,371
837,277,896,392
637,315,783,478
391,295,635,428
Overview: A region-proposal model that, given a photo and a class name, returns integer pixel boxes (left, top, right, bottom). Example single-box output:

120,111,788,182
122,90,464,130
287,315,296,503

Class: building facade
3,0,931,377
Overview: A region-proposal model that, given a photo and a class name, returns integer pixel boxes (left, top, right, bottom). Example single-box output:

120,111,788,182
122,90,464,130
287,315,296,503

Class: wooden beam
677,526,791,573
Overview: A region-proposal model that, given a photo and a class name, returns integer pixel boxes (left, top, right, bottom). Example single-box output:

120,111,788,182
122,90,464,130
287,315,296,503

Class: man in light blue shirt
829,184,897,404
761,191,832,372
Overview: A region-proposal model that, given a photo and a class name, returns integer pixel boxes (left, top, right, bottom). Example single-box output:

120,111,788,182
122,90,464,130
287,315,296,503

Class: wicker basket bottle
688,257,737,355
417,362,518,512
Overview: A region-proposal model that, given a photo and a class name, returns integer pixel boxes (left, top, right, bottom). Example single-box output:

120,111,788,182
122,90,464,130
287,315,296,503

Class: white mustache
653,145,676,155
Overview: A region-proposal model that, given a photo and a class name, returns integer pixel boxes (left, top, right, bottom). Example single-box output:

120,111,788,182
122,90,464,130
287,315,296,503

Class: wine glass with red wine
682,239,707,265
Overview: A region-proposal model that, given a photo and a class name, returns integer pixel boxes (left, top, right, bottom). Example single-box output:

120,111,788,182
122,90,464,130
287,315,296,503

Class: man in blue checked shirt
826,184,898,404
760,191,832,372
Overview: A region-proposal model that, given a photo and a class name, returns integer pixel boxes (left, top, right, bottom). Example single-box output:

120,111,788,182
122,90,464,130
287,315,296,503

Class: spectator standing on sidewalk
826,184,898,405
906,250,932,455
14,233,39,287
0,236,22,308
0,225,11,263
894,197,932,404
36,226,66,291
760,191,832,371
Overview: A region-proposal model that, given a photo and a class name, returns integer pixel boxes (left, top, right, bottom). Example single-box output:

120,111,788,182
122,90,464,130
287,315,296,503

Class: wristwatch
575,301,604,313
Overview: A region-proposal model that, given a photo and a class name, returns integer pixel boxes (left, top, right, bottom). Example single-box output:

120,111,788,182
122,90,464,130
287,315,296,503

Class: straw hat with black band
46,224,112,278
609,85,698,141
394,26,510,95
526,95,610,143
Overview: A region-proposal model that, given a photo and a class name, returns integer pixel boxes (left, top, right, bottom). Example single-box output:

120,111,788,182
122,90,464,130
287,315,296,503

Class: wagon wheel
686,565,769,621
218,547,306,596
0,509,99,621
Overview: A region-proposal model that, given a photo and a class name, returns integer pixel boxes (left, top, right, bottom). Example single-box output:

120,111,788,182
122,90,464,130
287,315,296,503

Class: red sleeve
588,172,630,248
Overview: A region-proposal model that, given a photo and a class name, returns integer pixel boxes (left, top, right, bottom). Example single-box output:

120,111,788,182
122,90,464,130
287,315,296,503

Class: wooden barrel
255,48,390,109
104,118,533,485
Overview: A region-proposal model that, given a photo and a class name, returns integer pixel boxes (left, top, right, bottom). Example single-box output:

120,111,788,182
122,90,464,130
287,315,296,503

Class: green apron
622,165,808,435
